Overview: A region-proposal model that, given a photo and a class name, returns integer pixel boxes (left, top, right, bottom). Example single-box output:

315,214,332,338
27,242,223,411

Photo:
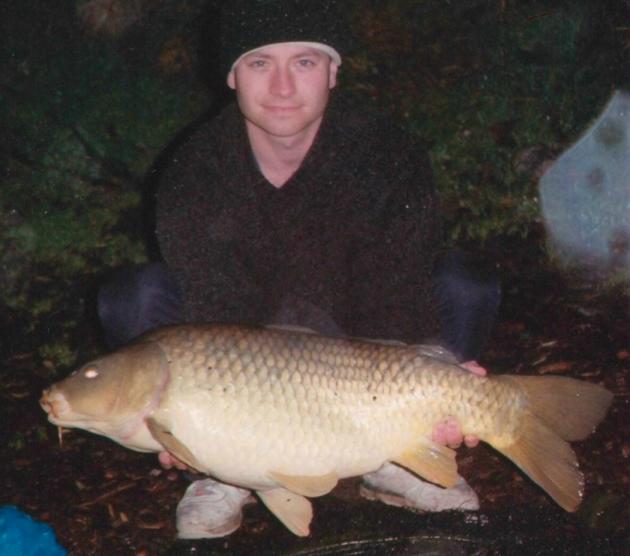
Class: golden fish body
41,324,612,536
153,326,514,486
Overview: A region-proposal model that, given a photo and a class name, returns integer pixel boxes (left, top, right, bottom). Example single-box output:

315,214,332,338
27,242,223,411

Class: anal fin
496,412,583,512
269,471,338,497
257,487,313,537
393,437,458,488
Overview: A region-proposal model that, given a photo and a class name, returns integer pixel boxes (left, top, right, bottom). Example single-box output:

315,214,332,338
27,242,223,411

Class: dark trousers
97,254,500,362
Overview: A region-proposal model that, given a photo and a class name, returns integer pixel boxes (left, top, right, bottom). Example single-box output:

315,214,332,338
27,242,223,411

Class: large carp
40,324,612,536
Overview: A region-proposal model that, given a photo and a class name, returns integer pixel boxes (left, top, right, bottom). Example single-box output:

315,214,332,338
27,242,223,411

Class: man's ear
328,62,339,89
227,70,236,90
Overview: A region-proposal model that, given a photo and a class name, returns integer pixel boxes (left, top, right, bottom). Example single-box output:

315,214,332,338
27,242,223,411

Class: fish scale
40,323,613,536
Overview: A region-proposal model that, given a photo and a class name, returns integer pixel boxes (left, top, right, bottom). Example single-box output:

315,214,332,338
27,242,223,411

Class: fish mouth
40,387,71,424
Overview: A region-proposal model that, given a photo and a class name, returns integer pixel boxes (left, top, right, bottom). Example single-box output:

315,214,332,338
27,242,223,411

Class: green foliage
344,0,627,243
1,0,210,360
6,426,49,452
38,339,78,373
1,0,626,358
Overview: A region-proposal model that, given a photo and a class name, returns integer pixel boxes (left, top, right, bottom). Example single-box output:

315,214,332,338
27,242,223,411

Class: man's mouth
265,105,300,112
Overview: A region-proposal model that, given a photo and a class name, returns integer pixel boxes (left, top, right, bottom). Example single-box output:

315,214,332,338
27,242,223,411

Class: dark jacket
156,94,442,343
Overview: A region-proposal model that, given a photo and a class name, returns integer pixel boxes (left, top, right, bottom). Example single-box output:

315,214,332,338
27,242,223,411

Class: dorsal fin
346,335,460,363
265,324,319,335
409,344,460,364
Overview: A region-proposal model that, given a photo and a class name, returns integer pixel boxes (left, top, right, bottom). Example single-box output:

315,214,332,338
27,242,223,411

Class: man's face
227,43,339,141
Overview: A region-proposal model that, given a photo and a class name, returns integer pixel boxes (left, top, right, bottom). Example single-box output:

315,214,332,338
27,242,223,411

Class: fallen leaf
539,340,559,348
538,361,574,374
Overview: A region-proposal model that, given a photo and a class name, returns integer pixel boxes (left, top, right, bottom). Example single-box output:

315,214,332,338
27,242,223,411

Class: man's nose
270,66,295,97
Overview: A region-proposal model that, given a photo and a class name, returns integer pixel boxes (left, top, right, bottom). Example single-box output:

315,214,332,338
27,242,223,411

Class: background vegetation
1,0,628,368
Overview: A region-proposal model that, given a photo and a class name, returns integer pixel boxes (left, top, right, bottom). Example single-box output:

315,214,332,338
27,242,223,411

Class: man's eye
297,59,315,67
249,60,267,68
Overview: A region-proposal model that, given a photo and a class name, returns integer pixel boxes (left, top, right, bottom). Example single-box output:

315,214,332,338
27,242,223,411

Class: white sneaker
360,463,479,512
176,478,255,539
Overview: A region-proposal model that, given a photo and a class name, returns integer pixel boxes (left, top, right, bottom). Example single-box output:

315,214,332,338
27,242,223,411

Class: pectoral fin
393,437,458,488
146,417,204,472
257,487,313,537
269,471,338,497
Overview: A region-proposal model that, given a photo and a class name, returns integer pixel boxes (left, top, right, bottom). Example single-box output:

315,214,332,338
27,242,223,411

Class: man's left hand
460,360,487,377
431,360,487,449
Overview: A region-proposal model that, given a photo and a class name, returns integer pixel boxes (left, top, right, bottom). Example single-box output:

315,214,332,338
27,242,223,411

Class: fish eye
84,367,99,379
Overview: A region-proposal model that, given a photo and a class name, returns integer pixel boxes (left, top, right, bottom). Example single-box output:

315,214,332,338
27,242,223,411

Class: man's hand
158,450,190,471
431,360,487,449
432,416,479,449
460,360,487,377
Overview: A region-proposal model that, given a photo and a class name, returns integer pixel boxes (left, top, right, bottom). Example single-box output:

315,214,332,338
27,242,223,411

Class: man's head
220,0,346,142
227,42,338,141
219,0,345,80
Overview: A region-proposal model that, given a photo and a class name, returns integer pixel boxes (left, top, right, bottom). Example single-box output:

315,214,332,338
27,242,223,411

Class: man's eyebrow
243,52,272,60
293,49,324,57
291,49,325,60
244,49,324,61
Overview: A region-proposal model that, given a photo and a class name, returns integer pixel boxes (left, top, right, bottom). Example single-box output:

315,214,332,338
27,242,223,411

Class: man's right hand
431,360,487,449
432,416,480,449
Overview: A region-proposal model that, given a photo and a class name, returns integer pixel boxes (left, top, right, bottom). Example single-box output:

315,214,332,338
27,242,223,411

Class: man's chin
244,110,326,147
255,122,313,140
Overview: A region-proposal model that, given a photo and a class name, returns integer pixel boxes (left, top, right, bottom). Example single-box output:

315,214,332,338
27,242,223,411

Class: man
98,0,500,538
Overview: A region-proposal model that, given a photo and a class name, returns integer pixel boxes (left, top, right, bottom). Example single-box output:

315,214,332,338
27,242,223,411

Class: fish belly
157,376,428,490
149,325,509,489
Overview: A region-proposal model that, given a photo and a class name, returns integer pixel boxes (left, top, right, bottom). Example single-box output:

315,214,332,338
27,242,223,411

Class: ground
1,243,628,555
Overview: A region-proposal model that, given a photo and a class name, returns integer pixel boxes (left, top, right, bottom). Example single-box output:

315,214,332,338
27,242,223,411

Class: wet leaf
537,361,574,374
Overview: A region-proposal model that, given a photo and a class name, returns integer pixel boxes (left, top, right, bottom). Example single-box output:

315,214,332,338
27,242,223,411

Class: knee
434,251,501,311
97,263,181,348
97,268,130,326
99,262,176,309
138,262,181,291
98,265,146,322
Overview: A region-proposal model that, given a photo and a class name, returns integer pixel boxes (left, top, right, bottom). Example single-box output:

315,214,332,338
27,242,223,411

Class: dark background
0,1,628,554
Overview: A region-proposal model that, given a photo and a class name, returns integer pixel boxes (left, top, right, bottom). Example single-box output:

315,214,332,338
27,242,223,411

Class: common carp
40,324,612,536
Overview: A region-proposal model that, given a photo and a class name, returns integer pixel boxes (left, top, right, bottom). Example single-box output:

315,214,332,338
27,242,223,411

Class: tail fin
491,376,613,511
506,376,613,441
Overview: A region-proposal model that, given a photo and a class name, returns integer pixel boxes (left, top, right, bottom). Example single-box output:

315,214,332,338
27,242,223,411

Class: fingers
432,417,480,449
432,416,463,448
158,451,174,469
464,434,480,448
460,360,488,377
158,451,189,470
431,360,487,449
